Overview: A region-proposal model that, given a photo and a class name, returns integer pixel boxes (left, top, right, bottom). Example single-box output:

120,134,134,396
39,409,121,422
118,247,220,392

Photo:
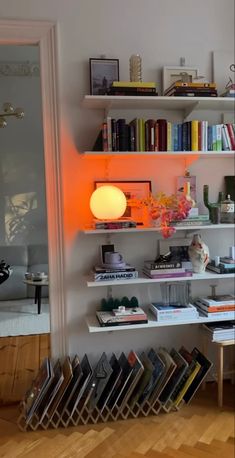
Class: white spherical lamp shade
89,185,127,220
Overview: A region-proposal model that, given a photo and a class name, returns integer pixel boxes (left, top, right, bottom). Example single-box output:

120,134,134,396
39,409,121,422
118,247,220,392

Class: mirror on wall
0,44,50,337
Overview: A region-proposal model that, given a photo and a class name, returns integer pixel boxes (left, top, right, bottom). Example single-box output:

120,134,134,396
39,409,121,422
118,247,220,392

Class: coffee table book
96,310,148,327
150,303,198,322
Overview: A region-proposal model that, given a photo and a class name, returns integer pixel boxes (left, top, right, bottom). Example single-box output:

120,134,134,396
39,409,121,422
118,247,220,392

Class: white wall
0,0,234,360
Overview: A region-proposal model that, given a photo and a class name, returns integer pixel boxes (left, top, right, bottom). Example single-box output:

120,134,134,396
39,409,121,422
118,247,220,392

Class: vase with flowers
132,192,193,238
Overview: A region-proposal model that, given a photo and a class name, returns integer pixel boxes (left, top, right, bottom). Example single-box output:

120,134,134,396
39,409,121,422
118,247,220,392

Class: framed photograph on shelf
94,180,152,226
89,58,119,95
162,66,199,94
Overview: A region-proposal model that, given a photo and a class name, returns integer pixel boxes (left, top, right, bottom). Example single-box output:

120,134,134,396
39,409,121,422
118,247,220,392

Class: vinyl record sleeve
107,352,133,409
66,354,93,416
97,354,122,412
87,352,113,410
183,347,213,404
117,350,144,409
24,357,53,423
159,348,188,404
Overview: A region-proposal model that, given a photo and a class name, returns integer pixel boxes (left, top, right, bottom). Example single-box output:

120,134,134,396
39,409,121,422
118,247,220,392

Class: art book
35,360,64,423
148,348,176,403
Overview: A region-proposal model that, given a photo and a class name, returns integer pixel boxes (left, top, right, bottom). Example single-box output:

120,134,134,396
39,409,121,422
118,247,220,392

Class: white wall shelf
82,95,234,114
86,312,234,333
82,151,235,159
82,224,235,234
86,272,234,287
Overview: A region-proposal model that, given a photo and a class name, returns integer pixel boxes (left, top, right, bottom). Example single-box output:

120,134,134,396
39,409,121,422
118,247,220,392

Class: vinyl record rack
18,395,177,431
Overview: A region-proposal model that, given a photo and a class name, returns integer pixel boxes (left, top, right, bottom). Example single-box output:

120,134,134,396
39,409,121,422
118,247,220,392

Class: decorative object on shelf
177,170,196,202
0,102,24,128
162,66,199,94
203,184,223,224
90,185,127,220
212,50,234,95
160,281,191,306
134,192,192,238
89,58,119,95
129,54,142,82
225,176,235,202
188,234,209,274
100,296,139,312
220,194,234,224
95,180,152,226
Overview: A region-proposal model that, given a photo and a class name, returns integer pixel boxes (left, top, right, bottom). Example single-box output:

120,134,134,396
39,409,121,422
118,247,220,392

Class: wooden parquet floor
0,382,234,458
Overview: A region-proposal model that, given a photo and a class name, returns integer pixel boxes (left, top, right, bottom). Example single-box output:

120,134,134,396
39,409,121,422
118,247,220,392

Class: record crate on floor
17,346,212,431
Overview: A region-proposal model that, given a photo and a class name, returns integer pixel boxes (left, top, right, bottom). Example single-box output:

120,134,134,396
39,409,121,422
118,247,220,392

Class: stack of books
92,264,138,282
164,81,217,97
150,302,199,322
206,258,235,274
143,259,192,279
169,214,210,227
194,294,235,320
203,321,235,342
93,218,137,230
96,307,148,327
109,81,157,97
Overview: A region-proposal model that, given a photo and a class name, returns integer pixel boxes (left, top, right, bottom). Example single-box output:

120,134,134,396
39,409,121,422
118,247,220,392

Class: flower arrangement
134,192,193,238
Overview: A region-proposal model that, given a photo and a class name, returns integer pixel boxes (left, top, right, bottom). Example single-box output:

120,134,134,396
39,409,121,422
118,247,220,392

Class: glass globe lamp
89,185,127,220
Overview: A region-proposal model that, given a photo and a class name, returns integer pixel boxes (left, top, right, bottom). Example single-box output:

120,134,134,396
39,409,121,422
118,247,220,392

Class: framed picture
89,58,119,95
162,66,199,94
95,180,152,225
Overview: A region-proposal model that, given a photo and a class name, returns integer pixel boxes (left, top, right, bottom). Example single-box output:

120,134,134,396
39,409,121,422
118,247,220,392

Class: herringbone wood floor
0,382,234,458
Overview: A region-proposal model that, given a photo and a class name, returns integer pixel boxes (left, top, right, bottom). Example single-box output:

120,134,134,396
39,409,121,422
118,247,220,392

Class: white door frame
0,19,67,357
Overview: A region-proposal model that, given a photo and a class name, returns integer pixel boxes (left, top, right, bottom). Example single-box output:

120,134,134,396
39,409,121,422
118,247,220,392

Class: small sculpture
188,234,210,273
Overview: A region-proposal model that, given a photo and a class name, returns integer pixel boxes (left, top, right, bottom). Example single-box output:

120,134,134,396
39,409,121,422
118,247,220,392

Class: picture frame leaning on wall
89,58,119,95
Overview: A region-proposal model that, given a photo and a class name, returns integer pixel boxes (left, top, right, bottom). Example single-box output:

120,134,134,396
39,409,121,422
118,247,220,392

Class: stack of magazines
96,307,148,327
202,321,235,342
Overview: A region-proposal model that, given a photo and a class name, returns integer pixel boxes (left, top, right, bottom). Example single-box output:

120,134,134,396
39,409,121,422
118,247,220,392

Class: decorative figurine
188,233,210,273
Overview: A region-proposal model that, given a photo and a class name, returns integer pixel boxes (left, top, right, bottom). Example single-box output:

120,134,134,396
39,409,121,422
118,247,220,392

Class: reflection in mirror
0,44,50,337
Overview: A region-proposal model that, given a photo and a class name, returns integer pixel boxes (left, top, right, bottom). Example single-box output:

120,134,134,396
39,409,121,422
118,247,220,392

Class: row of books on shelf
21,344,212,428
93,117,235,152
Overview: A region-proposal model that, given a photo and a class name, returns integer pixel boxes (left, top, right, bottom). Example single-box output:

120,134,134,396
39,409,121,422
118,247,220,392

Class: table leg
35,286,42,314
34,287,38,304
202,334,208,391
217,345,224,408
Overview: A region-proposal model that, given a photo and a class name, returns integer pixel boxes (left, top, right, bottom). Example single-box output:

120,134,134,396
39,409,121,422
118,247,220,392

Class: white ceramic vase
188,233,210,273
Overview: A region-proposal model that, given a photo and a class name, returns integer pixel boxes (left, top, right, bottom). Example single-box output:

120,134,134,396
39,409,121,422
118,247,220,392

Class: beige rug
0,298,50,337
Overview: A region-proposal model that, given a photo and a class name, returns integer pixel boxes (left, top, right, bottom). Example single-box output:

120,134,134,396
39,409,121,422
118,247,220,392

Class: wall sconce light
0,102,24,128
90,185,127,220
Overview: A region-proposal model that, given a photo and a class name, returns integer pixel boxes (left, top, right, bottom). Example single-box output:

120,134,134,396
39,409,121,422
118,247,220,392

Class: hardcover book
149,348,177,402
67,355,93,416
35,360,64,422
199,294,235,306
24,357,53,423
182,347,213,404
93,271,138,281
96,310,148,327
